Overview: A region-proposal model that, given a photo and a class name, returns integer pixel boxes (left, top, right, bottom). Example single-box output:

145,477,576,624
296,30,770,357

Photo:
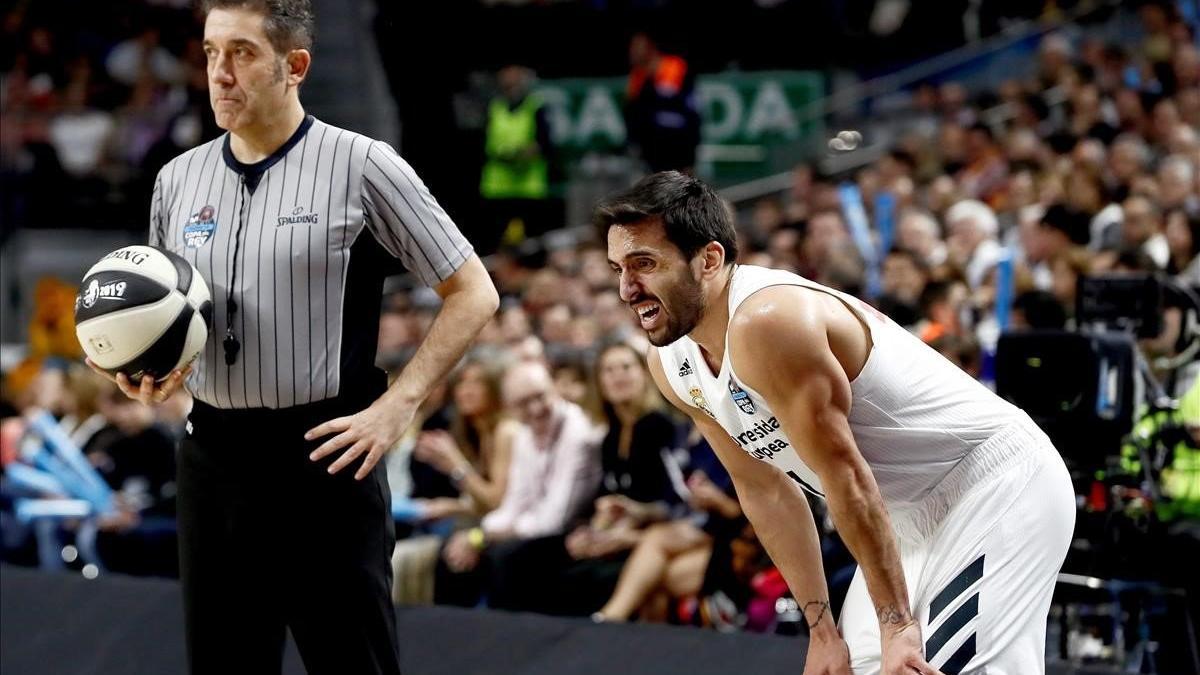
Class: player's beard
644,267,705,347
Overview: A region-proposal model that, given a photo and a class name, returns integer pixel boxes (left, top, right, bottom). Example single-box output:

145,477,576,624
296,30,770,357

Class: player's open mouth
635,301,662,330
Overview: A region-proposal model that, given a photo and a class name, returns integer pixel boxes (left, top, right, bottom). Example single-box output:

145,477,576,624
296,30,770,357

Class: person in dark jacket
625,32,701,174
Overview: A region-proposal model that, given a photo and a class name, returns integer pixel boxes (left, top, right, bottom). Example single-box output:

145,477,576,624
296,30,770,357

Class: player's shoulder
727,285,830,382
730,284,823,339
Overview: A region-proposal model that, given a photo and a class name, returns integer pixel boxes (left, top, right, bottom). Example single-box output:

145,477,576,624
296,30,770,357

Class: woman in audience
395,353,518,606
411,353,518,522
589,341,678,523
1165,207,1200,283
592,430,744,623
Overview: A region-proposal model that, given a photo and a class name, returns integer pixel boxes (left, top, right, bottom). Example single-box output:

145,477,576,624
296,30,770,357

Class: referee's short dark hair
200,0,315,54
594,171,739,264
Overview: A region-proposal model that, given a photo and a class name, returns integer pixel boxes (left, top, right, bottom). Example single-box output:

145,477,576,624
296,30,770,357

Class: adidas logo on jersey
678,359,693,377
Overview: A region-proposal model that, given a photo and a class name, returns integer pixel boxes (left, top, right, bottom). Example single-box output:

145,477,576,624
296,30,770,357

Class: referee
89,1,499,673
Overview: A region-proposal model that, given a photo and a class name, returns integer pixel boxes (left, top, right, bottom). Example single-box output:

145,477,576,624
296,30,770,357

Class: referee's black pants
178,387,401,675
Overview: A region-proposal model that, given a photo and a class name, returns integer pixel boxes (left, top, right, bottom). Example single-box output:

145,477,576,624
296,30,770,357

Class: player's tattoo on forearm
876,604,911,625
802,600,830,629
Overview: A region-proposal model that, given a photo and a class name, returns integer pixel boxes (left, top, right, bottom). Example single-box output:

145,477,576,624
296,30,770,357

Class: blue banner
837,183,881,298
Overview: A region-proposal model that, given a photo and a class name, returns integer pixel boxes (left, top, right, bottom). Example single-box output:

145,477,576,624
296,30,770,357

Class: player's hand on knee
881,620,944,675
802,620,852,674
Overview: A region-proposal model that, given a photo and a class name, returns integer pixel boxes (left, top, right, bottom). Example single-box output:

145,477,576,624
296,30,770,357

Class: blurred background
1,0,1199,673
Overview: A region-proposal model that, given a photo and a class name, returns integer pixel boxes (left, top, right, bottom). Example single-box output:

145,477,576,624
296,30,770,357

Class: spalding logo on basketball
74,245,213,382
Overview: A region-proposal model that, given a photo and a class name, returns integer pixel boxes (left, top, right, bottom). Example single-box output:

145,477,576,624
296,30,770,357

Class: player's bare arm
307,253,499,478
646,348,850,673
728,286,942,675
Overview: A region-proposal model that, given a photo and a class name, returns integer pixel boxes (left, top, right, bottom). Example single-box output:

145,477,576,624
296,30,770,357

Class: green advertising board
535,71,824,182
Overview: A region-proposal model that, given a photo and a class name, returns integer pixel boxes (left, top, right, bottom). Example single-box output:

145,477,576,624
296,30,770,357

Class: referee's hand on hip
87,358,191,407
305,394,414,480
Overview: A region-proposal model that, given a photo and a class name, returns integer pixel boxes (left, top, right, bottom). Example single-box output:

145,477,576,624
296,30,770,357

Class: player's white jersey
656,265,1025,508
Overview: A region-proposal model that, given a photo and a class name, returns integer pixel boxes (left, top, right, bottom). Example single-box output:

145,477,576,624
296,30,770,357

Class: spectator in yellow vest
480,65,554,254
1119,377,1200,671
1122,377,1200,521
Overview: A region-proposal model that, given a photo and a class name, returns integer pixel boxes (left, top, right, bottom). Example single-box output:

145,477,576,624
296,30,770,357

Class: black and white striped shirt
149,115,473,409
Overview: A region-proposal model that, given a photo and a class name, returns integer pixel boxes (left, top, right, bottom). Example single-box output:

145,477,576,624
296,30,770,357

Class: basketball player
89,1,499,673
598,172,1074,675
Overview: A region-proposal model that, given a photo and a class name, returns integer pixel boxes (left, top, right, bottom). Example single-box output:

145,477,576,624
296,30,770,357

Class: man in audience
917,279,970,344
437,361,600,606
945,199,1004,289
1121,194,1170,269
876,248,928,329
1021,204,1091,289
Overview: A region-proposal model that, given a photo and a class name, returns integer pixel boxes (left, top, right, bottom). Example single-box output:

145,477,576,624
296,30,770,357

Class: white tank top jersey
657,265,1025,508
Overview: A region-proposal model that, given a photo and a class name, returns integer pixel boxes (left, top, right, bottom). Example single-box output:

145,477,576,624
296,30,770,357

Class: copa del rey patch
184,206,217,248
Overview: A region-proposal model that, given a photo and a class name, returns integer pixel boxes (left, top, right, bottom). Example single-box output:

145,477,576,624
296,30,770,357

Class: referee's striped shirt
149,115,473,410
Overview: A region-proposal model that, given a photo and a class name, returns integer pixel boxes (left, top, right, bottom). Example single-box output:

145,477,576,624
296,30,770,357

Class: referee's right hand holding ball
87,360,193,407
77,245,210,408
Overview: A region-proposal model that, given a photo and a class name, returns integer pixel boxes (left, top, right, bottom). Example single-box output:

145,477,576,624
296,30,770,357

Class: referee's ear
285,48,312,89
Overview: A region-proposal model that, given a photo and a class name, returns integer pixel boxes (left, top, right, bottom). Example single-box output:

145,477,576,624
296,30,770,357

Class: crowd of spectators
1,0,1198,647
1,1,218,235
290,0,1200,636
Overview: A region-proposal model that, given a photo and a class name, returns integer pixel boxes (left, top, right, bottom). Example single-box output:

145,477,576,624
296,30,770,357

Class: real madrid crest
729,379,756,415
688,386,716,419
184,205,217,248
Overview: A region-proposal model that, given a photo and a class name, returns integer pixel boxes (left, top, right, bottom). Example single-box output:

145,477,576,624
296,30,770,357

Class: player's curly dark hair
199,0,314,54
593,171,739,264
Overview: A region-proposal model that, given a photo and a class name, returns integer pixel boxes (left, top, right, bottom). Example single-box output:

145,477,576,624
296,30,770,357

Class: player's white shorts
840,416,1075,675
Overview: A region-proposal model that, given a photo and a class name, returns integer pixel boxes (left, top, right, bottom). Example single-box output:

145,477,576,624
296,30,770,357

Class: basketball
74,245,212,382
